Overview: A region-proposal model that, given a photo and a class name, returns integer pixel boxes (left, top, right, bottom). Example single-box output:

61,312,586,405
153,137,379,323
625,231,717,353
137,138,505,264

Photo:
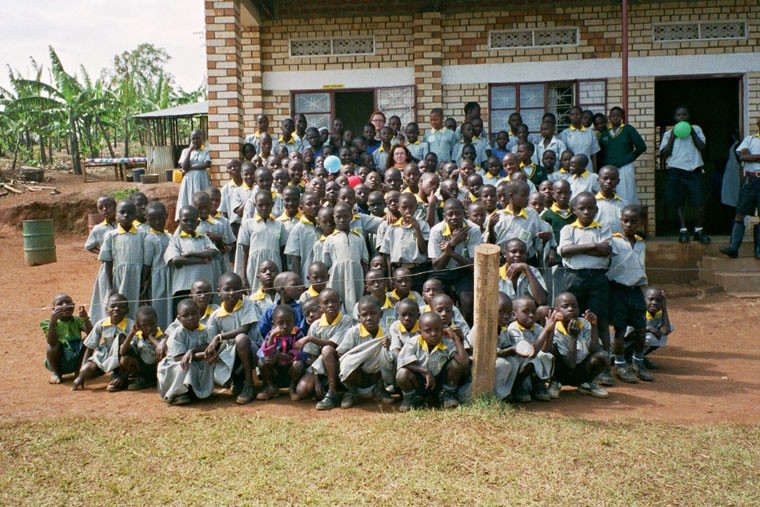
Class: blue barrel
132,168,145,182
23,219,57,266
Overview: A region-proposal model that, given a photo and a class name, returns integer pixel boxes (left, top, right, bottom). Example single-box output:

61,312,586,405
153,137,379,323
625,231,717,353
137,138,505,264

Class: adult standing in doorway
598,107,647,204
175,129,211,220
370,111,386,142
659,106,710,243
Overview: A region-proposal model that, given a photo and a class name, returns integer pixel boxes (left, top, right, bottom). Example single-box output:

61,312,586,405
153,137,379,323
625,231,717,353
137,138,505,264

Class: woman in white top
175,130,211,220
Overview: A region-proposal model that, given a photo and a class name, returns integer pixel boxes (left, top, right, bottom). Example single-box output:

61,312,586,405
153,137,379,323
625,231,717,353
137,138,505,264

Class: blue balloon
324,155,341,174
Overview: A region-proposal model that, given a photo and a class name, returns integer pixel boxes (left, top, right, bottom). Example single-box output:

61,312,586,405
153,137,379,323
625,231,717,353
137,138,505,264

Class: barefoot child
86,195,116,323
157,299,215,405
42,294,92,384
143,201,172,329
250,260,279,315
323,202,369,311
73,293,133,391
396,311,469,411
551,293,610,398
285,191,321,284
98,199,148,319
256,305,309,400
118,306,162,390
205,273,260,404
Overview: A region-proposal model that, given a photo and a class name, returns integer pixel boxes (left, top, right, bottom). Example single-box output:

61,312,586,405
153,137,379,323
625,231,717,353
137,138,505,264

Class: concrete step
698,256,760,285
712,271,760,293
703,239,756,258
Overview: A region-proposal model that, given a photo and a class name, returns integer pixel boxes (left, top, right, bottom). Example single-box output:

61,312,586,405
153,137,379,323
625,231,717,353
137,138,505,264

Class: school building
204,0,760,237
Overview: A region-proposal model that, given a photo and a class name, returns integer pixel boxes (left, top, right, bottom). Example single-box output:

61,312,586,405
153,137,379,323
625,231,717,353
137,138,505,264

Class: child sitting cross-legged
42,294,92,385
118,305,162,391
157,299,215,405
396,311,469,412
256,304,309,401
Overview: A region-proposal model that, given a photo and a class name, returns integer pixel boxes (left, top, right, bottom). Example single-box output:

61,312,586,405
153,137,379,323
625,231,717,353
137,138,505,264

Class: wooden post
470,243,501,397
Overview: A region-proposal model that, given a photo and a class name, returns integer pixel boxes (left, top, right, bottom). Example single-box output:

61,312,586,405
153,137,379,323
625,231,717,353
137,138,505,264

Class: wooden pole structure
470,243,501,397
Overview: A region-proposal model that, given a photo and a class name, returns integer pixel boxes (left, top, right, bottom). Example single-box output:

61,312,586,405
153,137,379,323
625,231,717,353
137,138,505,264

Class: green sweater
599,124,647,168
542,206,576,245
520,162,548,186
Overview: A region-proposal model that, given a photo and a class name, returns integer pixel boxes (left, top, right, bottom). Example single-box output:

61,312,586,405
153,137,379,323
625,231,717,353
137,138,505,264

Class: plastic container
23,219,57,266
172,170,183,183
132,168,145,182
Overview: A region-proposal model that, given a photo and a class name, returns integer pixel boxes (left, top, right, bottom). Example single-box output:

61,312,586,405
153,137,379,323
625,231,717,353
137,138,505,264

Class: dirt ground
1,172,759,426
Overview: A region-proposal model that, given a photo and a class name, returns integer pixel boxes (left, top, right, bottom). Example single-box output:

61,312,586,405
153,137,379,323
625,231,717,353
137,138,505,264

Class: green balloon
673,121,692,138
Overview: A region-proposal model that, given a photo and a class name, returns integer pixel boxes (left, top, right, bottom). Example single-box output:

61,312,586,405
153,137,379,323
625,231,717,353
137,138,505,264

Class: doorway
654,77,741,236
335,90,374,137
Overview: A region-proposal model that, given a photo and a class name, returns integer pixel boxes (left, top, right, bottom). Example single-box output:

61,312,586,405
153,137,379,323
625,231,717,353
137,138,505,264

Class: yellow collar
550,203,572,217
595,192,621,201
216,299,243,317
423,304,432,313
569,125,586,132
408,139,420,145
504,205,528,219
377,144,387,152
179,230,198,238
569,219,602,229
417,334,448,352
608,124,626,138
558,168,568,174
251,288,270,301
254,214,276,222
399,321,419,334
117,223,137,234
194,323,206,331
359,323,383,338
213,212,223,219
205,216,216,224
242,182,252,191
498,264,509,280
469,193,479,202
202,305,215,319
612,232,644,241
646,310,663,320
572,170,590,180
306,285,320,298
555,319,584,335
228,180,240,188
278,211,302,222
319,312,343,327
442,221,466,237
150,228,166,234
136,327,163,339
102,316,128,330
516,322,535,332
278,135,293,144
330,229,360,237
520,161,536,177
299,215,317,226
391,289,415,301
381,296,394,309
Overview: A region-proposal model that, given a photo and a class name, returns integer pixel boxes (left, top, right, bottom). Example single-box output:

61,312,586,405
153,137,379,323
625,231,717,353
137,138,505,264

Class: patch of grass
109,187,138,201
1,410,758,505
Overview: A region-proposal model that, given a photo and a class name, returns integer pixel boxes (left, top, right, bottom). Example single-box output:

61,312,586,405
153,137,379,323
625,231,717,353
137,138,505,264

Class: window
289,37,375,58
294,92,331,130
489,81,606,135
653,21,746,42
489,27,578,50
376,86,415,127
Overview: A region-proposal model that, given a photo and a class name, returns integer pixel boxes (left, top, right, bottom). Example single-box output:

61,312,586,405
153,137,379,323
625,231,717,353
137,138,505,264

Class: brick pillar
413,11,443,119
241,24,263,138
205,0,244,183
748,72,760,132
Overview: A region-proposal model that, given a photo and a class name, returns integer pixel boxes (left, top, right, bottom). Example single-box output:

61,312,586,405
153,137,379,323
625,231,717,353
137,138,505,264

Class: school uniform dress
558,220,611,321
599,124,647,205
337,323,391,383
659,125,706,207
535,137,567,172
175,147,211,220
235,214,287,290
594,193,627,236
83,316,134,374
606,233,647,332
98,224,146,319
228,183,253,230
558,126,600,173
242,190,283,221
397,334,457,395
497,264,547,300
207,299,262,386
86,221,116,324
552,318,595,386
471,135,491,166
164,232,219,296
284,216,321,284
210,212,236,275
220,180,240,219
482,172,502,188
426,127,457,163
323,230,369,312
508,321,554,381
569,170,600,199
452,139,487,167
250,287,278,317
41,317,87,375
406,140,430,161
144,229,172,329
157,324,215,401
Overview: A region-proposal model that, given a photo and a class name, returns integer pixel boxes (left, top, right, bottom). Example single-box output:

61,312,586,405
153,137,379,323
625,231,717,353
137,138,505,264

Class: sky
0,0,206,92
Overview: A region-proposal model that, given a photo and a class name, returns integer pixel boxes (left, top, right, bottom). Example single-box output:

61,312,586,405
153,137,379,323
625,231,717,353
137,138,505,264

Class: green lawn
2,401,758,505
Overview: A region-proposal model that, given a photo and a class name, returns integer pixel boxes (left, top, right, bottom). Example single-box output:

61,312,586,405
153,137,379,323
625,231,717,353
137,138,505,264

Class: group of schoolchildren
42,101,679,412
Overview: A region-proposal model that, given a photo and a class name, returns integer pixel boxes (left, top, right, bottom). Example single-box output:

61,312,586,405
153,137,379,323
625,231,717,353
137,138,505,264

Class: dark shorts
433,270,474,294
409,366,450,398
563,268,609,321
736,175,760,216
665,167,705,208
608,282,646,331
126,346,158,382
44,339,83,375
552,353,596,387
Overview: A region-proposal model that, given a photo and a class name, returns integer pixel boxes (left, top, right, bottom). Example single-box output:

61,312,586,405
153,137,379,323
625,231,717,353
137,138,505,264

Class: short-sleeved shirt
428,219,483,270
498,264,547,300
535,136,567,172
336,323,385,355
167,324,209,358
380,218,431,265
426,128,457,163
372,145,391,170
284,217,321,283
737,133,760,174
594,193,627,236
388,320,419,352
558,220,611,270
607,234,647,287
406,140,430,161
207,298,260,338
228,184,253,225
659,125,706,171
490,205,540,256
237,215,288,253
569,171,600,199
84,316,134,351
553,317,593,364
305,313,355,357
40,317,86,349
397,334,456,376
130,327,163,364
507,321,544,346
558,126,600,172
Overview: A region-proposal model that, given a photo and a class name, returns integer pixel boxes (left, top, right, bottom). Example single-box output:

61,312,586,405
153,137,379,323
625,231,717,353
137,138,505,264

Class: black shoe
754,224,760,259
644,357,659,370
694,229,711,244
399,392,422,412
532,380,551,401
678,230,690,243
316,390,340,411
